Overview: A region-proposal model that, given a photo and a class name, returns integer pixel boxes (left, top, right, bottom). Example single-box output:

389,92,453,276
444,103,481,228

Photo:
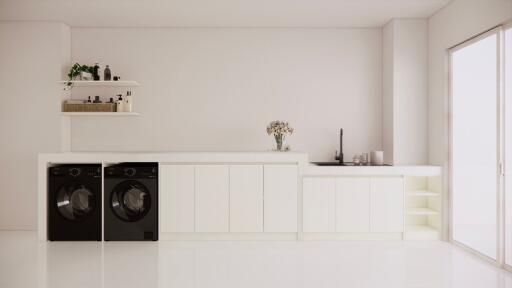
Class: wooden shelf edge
406,208,439,215
59,80,140,87
405,225,438,232
407,190,439,197
60,112,140,116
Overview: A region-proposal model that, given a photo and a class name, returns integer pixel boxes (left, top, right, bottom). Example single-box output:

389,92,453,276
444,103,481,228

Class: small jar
361,153,369,165
353,155,361,165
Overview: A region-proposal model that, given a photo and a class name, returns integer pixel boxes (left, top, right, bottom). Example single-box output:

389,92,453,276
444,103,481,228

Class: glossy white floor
1,232,512,288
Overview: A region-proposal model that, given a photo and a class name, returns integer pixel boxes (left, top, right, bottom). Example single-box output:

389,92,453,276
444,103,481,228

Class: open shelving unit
59,80,140,116
404,172,442,240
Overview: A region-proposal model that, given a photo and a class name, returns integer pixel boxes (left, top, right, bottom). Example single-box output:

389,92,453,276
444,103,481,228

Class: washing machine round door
56,184,96,221
111,180,151,222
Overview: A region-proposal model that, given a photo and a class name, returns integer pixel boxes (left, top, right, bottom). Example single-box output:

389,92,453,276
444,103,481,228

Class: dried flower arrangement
266,120,294,151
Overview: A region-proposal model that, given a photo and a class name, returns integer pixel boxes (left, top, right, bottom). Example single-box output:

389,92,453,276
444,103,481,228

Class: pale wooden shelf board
406,225,438,232
406,208,439,215
59,80,140,87
407,190,439,197
60,112,140,116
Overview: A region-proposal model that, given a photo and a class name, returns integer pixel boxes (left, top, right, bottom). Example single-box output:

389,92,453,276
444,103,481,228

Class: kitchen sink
312,162,354,166
311,162,391,167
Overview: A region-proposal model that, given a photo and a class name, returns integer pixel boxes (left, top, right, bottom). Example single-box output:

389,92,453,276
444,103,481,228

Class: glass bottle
93,63,100,81
104,65,111,81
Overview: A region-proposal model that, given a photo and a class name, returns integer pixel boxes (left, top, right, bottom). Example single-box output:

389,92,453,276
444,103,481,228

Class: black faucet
335,129,344,165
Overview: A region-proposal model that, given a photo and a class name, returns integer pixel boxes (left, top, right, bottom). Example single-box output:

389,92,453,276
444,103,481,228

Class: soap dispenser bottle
124,91,132,112
116,94,124,112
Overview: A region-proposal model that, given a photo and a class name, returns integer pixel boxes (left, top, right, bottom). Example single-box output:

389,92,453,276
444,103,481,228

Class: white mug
370,151,384,166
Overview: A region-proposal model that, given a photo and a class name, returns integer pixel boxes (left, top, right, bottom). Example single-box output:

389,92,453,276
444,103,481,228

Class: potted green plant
64,63,94,90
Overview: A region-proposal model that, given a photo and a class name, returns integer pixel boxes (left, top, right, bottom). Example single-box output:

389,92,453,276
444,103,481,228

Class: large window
450,24,511,266
505,25,512,267
451,30,499,260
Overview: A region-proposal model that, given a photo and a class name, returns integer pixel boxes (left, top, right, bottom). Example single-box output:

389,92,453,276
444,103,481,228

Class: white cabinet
195,165,230,232
336,177,370,232
160,165,195,233
303,178,336,232
229,165,264,232
302,176,403,234
370,177,404,232
264,165,298,232
159,163,299,235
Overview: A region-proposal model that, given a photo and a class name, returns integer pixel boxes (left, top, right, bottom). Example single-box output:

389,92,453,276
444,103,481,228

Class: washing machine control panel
69,168,81,177
124,168,136,177
105,163,158,179
50,165,101,178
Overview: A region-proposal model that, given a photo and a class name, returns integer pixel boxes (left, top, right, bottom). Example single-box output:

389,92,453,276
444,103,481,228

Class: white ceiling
0,0,451,27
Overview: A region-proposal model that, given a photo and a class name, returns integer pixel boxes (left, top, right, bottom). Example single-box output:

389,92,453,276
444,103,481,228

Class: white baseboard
160,232,298,241
160,232,404,241
302,232,403,241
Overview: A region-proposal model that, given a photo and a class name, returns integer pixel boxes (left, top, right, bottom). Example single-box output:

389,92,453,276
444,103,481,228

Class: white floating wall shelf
59,80,140,87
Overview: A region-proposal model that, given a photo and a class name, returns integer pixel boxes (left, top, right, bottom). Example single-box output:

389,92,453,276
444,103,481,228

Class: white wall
0,22,70,230
382,22,394,164
382,19,428,165
70,28,383,161
428,0,512,239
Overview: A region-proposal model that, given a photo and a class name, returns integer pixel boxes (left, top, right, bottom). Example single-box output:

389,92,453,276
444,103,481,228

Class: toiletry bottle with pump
116,94,124,112
124,91,133,112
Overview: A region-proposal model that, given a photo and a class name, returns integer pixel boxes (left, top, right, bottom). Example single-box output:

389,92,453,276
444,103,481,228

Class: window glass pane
505,26,512,266
451,33,498,260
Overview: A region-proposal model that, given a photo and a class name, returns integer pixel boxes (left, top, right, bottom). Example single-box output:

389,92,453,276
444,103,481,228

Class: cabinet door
195,165,230,232
336,177,370,232
370,177,404,232
264,165,298,232
229,165,264,232
160,165,195,233
303,177,336,232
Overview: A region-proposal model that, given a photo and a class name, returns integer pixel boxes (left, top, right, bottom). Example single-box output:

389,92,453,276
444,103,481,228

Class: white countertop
301,164,442,176
38,152,442,176
38,151,309,164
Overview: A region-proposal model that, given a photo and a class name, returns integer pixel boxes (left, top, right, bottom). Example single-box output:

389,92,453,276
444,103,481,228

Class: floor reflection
1,232,512,288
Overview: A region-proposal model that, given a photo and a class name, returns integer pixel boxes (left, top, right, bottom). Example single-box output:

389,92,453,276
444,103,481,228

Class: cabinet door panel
370,177,404,232
336,177,370,232
195,165,230,232
303,177,336,232
264,165,298,232
229,165,263,232
160,165,195,233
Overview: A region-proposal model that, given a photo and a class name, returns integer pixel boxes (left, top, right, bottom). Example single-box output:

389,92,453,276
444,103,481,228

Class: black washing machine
104,163,158,241
48,164,102,241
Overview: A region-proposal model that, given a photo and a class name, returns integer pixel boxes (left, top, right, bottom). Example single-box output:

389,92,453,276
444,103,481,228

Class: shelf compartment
59,80,140,87
404,225,439,240
406,224,438,232
406,208,439,215
60,112,140,116
407,190,439,197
